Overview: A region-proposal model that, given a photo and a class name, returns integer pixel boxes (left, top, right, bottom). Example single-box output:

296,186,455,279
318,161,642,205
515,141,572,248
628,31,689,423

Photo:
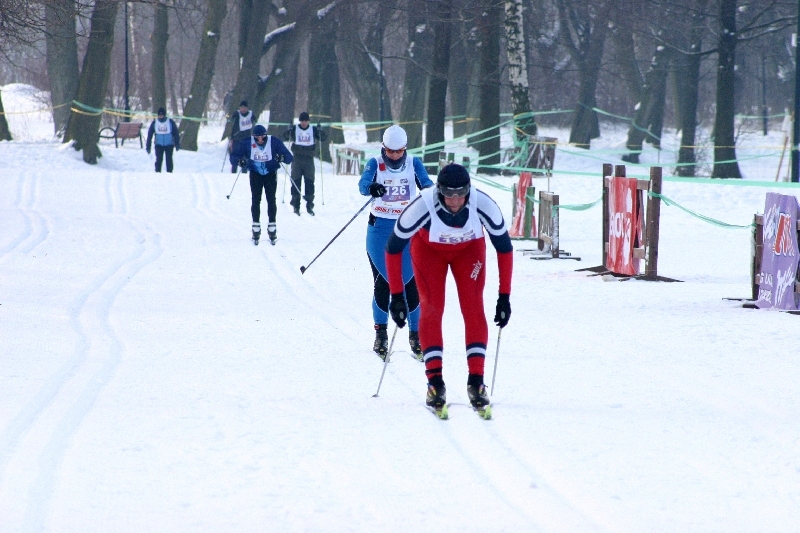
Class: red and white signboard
607,176,640,276
509,172,537,238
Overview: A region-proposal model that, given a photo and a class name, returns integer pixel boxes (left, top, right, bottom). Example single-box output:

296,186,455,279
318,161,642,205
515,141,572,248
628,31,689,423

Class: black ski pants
155,145,174,173
290,156,316,209
250,170,278,224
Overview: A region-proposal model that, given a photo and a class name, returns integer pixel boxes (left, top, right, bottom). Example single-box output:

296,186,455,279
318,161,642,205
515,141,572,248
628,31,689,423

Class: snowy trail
1,92,799,531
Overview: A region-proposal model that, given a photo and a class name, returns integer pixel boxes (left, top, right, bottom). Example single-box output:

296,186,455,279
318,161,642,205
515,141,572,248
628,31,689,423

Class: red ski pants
410,233,488,382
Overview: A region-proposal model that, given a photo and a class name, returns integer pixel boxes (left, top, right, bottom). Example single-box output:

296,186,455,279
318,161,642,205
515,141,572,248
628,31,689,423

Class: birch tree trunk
179,0,228,151
505,0,536,137
63,0,119,164
45,0,79,136
151,2,169,113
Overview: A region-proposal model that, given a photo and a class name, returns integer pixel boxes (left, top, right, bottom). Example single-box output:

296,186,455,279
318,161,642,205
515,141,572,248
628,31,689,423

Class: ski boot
467,382,492,420
292,203,301,216
373,324,388,360
409,331,423,361
267,223,277,245
252,222,261,245
426,380,448,419
306,206,315,216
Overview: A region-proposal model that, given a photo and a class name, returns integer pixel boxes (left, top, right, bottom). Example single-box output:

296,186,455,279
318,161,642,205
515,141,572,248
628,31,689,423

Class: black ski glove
369,182,387,198
238,158,248,169
275,153,284,164
494,293,511,328
389,293,408,329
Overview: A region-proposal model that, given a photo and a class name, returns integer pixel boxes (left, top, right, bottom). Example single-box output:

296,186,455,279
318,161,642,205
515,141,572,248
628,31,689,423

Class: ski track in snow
0,172,164,532
0,171,49,261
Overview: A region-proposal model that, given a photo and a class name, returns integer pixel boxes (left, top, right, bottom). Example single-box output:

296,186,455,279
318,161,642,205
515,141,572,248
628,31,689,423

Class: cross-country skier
230,124,293,245
358,124,434,361
146,107,180,173
385,163,512,415
283,111,327,216
228,101,254,173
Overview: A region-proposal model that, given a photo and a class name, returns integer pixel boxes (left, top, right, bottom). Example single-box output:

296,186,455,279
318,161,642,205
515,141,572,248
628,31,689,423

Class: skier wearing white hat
358,124,434,360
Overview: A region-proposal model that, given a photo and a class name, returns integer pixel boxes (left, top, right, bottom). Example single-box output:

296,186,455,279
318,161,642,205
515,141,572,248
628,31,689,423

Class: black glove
146,147,151,155
494,294,511,328
275,154,284,164
238,158,248,169
368,182,387,198
389,293,408,329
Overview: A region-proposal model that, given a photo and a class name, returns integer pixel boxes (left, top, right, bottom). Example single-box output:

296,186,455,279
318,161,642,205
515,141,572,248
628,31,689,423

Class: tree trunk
337,4,392,142
179,0,228,151
63,0,119,165
610,26,643,105
0,90,12,141
622,40,671,163
221,4,270,140
308,15,343,161
674,0,708,177
45,0,79,136
449,33,470,140
712,0,741,179
238,0,253,61
151,2,169,113
399,0,433,150
476,0,502,174
424,0,452,169
556,0,609,148
504,0,536,137
266,36,301,137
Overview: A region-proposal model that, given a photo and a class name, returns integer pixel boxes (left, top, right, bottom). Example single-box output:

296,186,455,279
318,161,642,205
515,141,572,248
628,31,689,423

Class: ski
252,235,260,245
427,403,449,420
269,238,277,246
472,404,492,420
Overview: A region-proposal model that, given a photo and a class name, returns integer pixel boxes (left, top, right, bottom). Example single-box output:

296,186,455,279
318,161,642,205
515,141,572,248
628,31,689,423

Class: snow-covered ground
2,83,799,532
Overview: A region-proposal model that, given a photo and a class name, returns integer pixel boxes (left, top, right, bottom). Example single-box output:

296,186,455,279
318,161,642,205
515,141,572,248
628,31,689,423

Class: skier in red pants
385,163,513,414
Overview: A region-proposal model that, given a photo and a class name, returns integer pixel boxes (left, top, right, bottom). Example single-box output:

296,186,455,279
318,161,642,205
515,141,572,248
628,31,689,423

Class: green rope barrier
648,192,754,229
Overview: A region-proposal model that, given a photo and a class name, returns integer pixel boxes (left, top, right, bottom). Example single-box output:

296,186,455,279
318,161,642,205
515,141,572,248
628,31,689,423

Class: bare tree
424,0,452,168
505,0,536,136
151,1,169,114
179,0,228,151
45,0,79,135
63,0,120,164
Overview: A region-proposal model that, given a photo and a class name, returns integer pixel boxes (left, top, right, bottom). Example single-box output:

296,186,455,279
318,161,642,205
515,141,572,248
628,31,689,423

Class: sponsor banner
756,193,800,310
509,172,536,238
607,176,640,276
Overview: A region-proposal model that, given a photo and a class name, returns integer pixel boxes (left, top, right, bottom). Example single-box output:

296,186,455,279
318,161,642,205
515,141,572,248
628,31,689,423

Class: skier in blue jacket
230,124,293,245
358,124,433,360
146,107,181,173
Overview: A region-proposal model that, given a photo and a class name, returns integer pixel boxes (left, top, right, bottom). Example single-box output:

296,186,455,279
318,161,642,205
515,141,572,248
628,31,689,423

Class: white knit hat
382,125,407,150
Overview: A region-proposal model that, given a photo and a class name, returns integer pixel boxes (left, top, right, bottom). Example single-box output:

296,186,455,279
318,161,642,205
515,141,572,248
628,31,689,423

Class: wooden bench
99,121,143,148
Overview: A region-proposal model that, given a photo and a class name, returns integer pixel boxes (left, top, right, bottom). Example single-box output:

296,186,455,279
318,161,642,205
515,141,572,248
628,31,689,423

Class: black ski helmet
437,163,470,191
252,124,267,137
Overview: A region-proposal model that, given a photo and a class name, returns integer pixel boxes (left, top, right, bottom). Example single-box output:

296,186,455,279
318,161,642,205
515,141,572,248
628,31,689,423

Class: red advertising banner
509,172,536,238
607,176,640,276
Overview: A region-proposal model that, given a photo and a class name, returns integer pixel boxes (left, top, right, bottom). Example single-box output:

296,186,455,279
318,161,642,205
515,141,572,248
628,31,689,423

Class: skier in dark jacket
227,101,254,173
146,107,181,173
230,124,293,245
283,112,327,216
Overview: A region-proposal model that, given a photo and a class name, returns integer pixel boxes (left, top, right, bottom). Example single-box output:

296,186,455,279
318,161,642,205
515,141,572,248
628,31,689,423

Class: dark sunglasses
254,134,267,139
439,184,470,198
384,147,405,155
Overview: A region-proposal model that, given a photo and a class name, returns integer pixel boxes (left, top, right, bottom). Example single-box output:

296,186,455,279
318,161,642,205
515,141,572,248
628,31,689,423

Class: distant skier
230,124,293,245
385,163,513,416
358,124,433,360
283,112,327,216
228,100,254,173
146,107,180,173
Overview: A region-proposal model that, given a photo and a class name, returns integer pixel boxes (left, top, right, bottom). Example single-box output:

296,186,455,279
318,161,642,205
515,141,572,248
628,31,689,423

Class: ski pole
281,163,288,203
372,325,398,398
300,197,372,274
221,141,230,172
490,327,503,395
226,166,242,199
319,140,325,205
281,162,304,197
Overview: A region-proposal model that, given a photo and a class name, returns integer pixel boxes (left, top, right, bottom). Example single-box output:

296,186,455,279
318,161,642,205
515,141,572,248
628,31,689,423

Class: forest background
0,0,798,179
